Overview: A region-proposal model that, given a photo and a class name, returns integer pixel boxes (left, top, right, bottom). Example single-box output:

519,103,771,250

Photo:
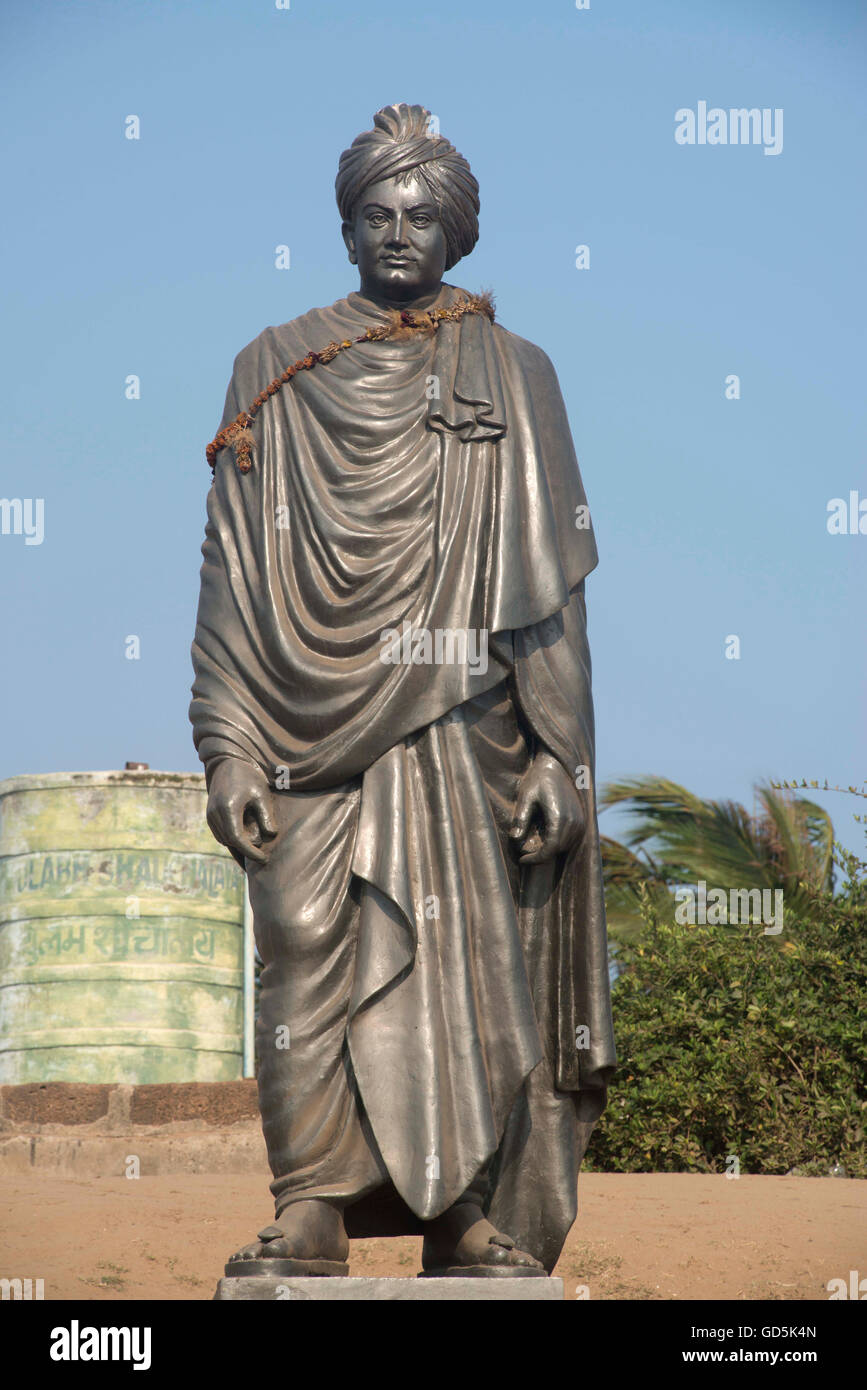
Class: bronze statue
191,103,615,1281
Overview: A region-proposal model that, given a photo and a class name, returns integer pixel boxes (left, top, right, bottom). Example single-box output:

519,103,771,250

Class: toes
484,1244,527,1267
257,1238,295,1259
230,1242,264,1261
230,1235,300,1263
487,1233,544,1269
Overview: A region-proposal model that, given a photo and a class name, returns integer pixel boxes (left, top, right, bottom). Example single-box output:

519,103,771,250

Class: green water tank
0,770,246,1083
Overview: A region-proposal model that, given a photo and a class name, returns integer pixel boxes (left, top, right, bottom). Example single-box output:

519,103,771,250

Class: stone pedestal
215,1275,564,1301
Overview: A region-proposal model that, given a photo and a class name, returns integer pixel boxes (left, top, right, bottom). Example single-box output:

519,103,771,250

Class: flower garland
206,291,496,475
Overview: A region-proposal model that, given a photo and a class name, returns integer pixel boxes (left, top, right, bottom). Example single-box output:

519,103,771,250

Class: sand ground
2,1172,863,1301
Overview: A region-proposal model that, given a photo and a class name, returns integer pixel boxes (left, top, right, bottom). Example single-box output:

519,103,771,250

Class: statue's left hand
509,752,588,865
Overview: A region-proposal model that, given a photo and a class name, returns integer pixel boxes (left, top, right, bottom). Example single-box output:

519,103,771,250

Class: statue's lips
380,256,415,267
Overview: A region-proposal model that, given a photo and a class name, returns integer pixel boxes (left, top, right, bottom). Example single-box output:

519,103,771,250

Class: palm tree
599,777,834,940
599,833,673,943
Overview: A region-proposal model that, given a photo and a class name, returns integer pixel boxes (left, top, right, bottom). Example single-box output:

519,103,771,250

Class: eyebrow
361,202,438,215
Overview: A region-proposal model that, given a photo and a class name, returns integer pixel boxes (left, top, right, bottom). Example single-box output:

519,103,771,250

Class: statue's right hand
206,760,277,864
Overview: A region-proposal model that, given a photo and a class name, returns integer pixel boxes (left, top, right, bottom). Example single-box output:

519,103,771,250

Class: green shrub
586,885,866,1175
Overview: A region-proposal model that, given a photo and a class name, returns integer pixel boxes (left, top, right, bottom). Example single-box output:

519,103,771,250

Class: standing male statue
191,103,615,1280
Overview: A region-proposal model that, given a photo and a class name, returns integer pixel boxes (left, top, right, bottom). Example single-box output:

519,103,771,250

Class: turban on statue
335,103,480,271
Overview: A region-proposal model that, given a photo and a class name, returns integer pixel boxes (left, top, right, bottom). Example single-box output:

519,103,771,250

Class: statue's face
342,174,448,305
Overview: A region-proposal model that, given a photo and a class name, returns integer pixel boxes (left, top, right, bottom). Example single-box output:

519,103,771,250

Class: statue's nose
387,215,410,246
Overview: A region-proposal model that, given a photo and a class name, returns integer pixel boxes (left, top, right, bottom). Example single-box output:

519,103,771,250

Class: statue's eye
411,216,431,228
368,213,389,227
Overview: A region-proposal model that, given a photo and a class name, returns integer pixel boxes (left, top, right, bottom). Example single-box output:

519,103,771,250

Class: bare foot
422,1203,545,1274
228,1198,349,1266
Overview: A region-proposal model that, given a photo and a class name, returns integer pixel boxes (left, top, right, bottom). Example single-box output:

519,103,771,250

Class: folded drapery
191,284,596,787
190,283,616,1267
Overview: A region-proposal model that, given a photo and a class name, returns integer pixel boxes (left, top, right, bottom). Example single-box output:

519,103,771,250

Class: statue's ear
341,221,357,265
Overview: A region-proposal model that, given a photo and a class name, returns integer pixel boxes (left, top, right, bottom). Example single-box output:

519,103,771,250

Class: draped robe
190,283,616,1271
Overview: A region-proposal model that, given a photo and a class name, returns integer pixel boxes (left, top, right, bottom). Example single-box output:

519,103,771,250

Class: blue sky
1,0,865,858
